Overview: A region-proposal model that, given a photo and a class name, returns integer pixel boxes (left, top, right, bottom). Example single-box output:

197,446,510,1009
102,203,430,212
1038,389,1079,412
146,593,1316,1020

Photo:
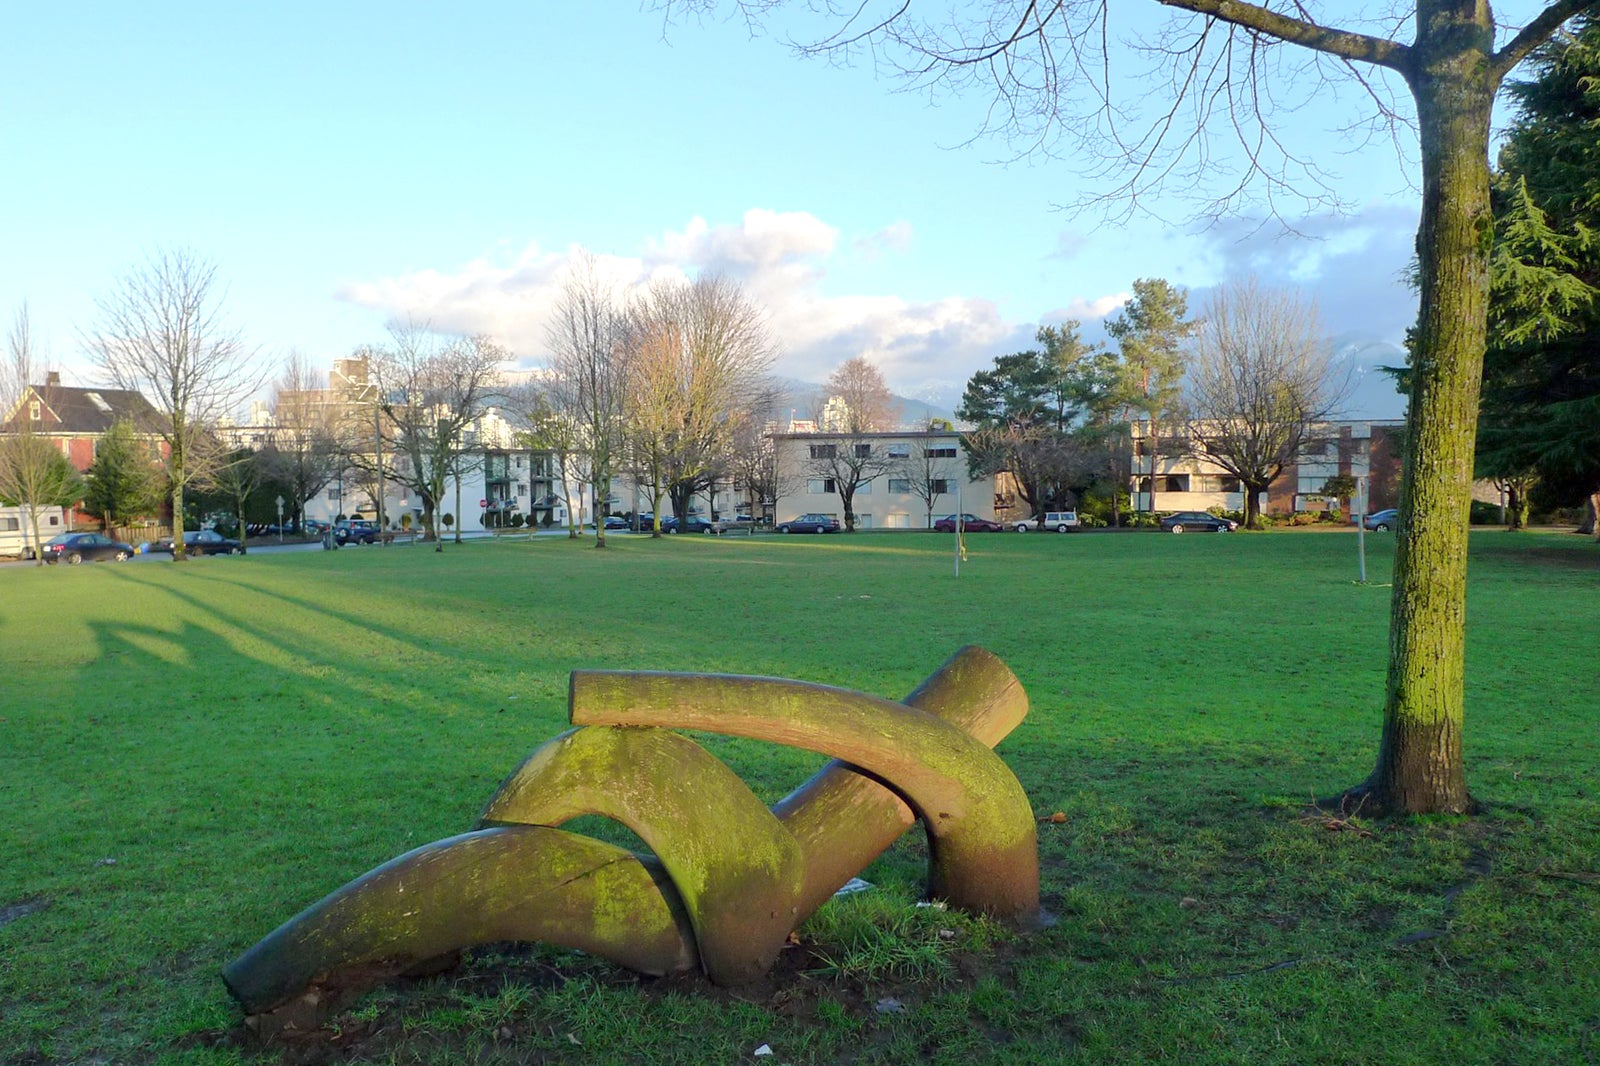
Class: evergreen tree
1105,279,1194,516
82,419,163,532
1483,18,1600,537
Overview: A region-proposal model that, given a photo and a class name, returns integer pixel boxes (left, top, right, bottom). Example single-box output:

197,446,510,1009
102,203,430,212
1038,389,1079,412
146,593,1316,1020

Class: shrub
510,513,525,528
1470,500,1503,525
442,513,454,530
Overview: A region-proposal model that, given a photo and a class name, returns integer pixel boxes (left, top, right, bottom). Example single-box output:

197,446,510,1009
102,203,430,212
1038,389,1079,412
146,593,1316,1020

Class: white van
0,506,68,558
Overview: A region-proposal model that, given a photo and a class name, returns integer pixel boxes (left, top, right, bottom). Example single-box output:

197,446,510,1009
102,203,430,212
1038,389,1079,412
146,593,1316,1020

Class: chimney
46,371,61,387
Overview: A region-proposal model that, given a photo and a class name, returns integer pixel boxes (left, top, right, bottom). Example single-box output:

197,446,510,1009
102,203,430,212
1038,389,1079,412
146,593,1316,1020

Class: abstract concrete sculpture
224,646,1039,1018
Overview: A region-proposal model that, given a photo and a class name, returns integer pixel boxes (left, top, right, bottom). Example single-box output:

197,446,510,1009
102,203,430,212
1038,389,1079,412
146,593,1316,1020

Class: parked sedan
662,515,715,534
776,513,841,534
40,532,135,564
154,530,243,555
1363,508,1401,531
932,514,1005,533
1159,511,1237,534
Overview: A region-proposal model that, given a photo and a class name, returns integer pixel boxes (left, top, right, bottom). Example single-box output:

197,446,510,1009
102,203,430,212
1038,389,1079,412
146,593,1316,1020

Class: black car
335,520,379,545
776,513,842,534
662,515,714,533
1159,511,1238,534
154,530,243,555
40,532,135,564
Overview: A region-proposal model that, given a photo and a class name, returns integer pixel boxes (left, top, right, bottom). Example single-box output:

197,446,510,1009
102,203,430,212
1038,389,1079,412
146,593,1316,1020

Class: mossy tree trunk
1354,10,1498,816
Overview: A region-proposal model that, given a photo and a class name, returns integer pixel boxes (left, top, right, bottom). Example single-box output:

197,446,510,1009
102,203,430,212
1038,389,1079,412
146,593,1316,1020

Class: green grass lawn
1,530,1596,1065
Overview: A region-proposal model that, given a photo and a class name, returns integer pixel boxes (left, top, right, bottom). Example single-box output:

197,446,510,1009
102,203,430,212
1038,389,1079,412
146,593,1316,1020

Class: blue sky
7,2,1556,419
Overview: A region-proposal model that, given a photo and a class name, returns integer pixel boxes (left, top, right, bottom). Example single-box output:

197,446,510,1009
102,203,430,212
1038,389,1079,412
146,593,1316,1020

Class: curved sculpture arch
224,646,1040,1019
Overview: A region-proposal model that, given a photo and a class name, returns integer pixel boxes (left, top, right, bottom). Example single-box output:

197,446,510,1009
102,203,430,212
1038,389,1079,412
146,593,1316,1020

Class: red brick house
1,372,169,526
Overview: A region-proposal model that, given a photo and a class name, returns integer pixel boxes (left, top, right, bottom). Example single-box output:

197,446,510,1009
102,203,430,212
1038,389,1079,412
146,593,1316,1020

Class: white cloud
852,220,914,260
1191,204,1419,345
337,209,1121,407
1045,293,1131,322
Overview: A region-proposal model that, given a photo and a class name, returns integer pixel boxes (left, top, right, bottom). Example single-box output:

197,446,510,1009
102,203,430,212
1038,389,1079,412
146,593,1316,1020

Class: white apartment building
771,429,996,529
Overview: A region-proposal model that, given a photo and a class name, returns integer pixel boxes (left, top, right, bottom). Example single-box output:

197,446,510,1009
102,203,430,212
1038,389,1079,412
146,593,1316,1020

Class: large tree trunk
170,435,187,563
1244,479,1268,530
1352,21,1494,816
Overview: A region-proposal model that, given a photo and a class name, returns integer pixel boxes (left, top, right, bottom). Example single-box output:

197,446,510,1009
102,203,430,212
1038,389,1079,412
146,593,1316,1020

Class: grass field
1,529,1596,1065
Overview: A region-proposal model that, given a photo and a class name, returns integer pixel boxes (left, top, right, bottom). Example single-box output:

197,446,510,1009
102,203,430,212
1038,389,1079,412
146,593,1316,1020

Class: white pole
1356,474,1368,584
953,479,962,577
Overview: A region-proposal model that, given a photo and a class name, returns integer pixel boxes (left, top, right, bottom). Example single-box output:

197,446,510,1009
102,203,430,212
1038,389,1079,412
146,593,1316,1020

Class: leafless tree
725,382,797,522
1,304,80,563
820,355,895,434
504,375,587,537
657,0,1600,814
895,428,961,528
264,351,344,531
356,323,506,552
86,248,259,560
1185,278,1353,530
804,357,899,531
201,445,264,553
624,274,777,534
546,252,628,547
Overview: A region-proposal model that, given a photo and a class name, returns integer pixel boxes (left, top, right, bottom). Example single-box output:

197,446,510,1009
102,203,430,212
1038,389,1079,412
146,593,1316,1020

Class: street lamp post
275,495,284,543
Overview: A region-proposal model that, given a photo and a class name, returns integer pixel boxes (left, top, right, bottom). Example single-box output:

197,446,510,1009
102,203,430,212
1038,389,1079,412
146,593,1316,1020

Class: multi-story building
770,428,996,529
1128,419,1405,515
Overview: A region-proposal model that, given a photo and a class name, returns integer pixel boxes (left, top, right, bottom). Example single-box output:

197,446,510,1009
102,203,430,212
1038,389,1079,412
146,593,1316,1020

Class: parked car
39,532,135,564
1010,511,1081,533
154,529,244,555
1363,508,1401,531
1160,511,1237,534
776,513,841,534
933,514,1005,533
662,515,715,534
601,515,631,531
335,519,379,545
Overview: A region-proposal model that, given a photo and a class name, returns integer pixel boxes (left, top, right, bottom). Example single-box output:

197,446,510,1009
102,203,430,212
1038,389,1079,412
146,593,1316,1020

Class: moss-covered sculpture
224,646,1040,1019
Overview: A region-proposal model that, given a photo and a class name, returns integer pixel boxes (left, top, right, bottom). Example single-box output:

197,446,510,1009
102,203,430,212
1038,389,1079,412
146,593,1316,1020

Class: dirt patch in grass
0,897,48,928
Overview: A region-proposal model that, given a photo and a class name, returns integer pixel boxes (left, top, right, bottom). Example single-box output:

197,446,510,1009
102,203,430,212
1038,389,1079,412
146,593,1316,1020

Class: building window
854,443,872,458
888,478,911,493
928,445,958,458
29,400,41,421
517,483,527,497
931,478,954,494
327,488,340,501
809,444,836,459
885,513,911,528
887,444,910,458
807,478,836,494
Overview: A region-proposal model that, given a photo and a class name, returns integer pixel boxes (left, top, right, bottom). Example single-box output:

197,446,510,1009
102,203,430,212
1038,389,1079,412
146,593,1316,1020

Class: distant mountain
766,375,960,428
